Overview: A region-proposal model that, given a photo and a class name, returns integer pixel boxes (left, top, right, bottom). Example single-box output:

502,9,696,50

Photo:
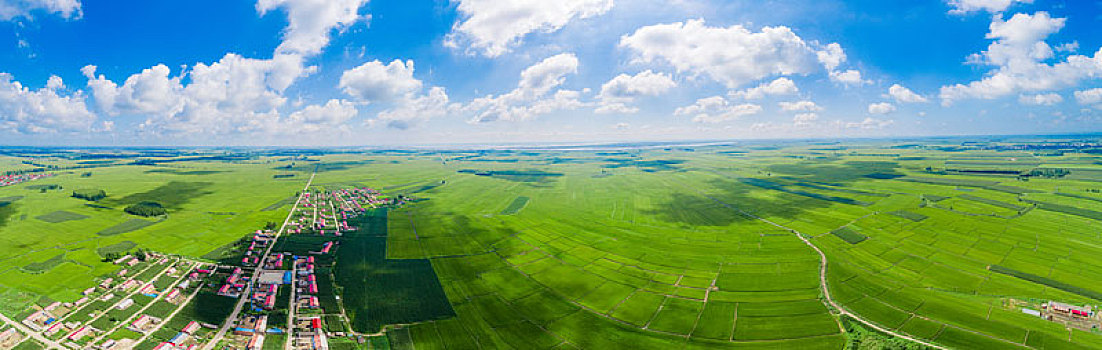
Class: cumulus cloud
0,0,81,20
595,70,675,114
619,19,824,88
868,102,897,114
70,0,372,137
257,0,370,57
339,59,423,103
792,112,818,126
674,96,761,123
729,77,798,100
888,84,928,103
446,0,612,57
816,43,845,71
939,12,1102,105
82,64,184,117
1018,93,1062,106
828,69,869,86
947,0,1031,14
375,87,451,129
0,73,95,133
464,53,585,123
846,117,894,129
778,100,822,112
1074,88,1102,107
280,99,358,133
83,53,326,135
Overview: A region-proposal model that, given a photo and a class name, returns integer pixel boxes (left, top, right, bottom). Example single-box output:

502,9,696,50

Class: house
182,321,200,334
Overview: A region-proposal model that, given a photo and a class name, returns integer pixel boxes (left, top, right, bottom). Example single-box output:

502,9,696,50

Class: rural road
202,172,315,350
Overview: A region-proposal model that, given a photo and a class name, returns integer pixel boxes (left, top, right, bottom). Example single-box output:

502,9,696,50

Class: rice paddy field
3,138,1102,349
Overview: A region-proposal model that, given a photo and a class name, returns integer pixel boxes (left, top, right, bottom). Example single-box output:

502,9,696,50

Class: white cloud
778,100,822,112
793,112,818,126
868,102,897,114
0,73,95,133
82,64,185,117
375,87,451,129
674,96,761,123
828,69,869,86
816,43,845,71
619,19,823,88
947,0,1031,14
595,70,675,114
281,99,358,133
465,53,585,123
1055,41,1078,53
339,59,423,103
729,77,798,99
888,84,928,103
1074,88,1102,107
1018,93,1062,106
446,0,613,57
83,53,320,135
256,0,370,57
846,117,894,129
939,12,1102,105
0,0,81,20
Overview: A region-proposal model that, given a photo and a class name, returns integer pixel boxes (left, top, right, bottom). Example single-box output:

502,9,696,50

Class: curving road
692,189,948,349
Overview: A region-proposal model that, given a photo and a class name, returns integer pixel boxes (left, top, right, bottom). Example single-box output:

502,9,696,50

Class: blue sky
0,0,1099,146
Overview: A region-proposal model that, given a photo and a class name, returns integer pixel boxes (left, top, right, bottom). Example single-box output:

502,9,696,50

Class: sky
0,0,1100,146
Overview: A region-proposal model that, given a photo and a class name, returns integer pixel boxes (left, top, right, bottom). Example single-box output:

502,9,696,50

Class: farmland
1,137,1102,349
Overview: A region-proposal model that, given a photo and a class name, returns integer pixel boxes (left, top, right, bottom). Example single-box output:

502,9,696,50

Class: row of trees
72,189,107,201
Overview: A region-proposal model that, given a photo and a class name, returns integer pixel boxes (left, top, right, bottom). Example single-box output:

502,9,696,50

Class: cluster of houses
0,172,53,187
293,256,321,309
150,321,204,350
21,301,67,332
217,267,247,298
242,230,277,266
232,314,270,350
291,317,328,350
285,187,381,237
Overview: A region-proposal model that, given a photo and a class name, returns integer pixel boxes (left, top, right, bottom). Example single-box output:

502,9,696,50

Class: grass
96,219,157,236
35,210,90,223
500,196,530,215
95,241,137,257
3,143,1102,349
830,227,868,244
989,265,1102,301
334,209,455,333
21,253,67,274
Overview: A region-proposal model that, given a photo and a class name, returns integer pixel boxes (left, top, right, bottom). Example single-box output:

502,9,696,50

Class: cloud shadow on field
645,178,838,227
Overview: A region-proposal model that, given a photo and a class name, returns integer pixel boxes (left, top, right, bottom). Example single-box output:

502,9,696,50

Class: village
0,173,54,188
0,186,389,350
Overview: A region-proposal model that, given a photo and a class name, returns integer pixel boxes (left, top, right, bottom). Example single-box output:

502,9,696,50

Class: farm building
1046,301,1093,317
0,328,23,348
182,321,200,334
117,298,135,310
247,334,265,350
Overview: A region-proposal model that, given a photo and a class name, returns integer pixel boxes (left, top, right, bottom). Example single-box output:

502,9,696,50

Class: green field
3,140,1102,349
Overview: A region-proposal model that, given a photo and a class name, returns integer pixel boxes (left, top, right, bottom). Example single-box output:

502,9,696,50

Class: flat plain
2,138,1102,349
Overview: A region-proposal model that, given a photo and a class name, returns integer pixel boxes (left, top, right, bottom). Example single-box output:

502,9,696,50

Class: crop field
2,140,1102,349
